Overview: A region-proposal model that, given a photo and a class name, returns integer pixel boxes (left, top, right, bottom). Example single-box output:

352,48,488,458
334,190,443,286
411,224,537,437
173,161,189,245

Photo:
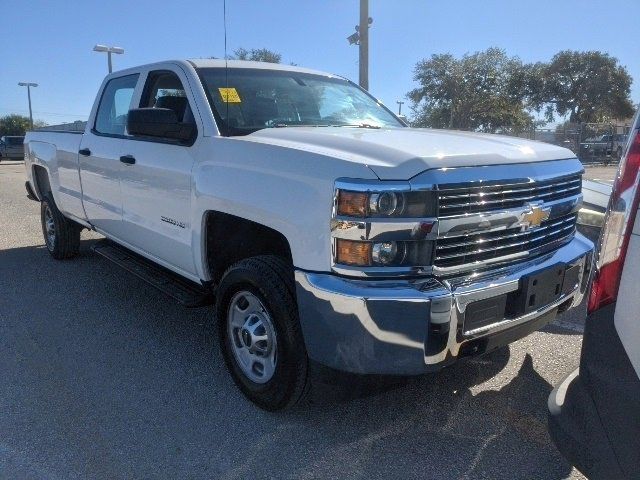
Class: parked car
580,133,628,163
548,108,640,478
0,135,25,160
24,59,593,410
577,179,612,242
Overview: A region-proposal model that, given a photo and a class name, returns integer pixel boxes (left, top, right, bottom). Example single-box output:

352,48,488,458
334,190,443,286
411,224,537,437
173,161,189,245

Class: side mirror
127,108,194,142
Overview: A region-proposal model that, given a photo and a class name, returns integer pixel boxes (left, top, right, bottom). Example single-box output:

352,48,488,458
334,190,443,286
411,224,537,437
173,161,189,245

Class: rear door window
94,74,139,136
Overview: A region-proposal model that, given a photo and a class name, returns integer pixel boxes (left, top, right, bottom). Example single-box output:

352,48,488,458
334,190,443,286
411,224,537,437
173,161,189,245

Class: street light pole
93,44,125,73
396,101,404,116
18,82,38,129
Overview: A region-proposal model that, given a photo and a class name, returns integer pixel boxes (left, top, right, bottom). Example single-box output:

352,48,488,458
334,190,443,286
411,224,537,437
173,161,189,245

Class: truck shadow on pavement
0,240,576,480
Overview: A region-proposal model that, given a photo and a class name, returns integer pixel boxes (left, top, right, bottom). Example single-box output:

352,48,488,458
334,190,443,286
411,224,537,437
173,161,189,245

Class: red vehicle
548,109,640,479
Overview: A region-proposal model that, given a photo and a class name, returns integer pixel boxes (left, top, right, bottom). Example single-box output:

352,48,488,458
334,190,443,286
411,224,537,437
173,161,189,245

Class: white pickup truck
24,59,593,410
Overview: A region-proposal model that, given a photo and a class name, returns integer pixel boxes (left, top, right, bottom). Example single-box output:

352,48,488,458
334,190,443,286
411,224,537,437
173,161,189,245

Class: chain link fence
510,122,632,165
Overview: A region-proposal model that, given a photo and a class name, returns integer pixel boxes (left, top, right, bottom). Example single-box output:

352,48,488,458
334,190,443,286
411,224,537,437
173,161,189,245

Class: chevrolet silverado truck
24,60,594,410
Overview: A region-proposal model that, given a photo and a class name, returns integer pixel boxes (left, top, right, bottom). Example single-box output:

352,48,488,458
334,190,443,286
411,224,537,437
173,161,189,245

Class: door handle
78,148,91,156
120,155,136,165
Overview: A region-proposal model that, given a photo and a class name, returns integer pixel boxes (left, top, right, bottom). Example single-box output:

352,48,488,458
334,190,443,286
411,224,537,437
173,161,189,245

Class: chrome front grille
438,174,582,216
435,213,577,269
434,171,582,273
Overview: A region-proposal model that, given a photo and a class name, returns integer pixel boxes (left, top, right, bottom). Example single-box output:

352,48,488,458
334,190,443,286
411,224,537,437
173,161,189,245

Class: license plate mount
515,264,566,315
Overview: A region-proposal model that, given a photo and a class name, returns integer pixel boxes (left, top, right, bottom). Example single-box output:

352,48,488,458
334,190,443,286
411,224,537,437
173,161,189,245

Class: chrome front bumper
295,233,593,375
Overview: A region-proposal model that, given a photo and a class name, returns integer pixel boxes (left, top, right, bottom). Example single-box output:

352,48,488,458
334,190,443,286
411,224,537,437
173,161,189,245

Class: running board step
91,240,213,308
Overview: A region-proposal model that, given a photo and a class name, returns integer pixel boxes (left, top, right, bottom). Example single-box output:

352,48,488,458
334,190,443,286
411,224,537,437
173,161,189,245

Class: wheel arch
203,210,294,284
32,164,51,200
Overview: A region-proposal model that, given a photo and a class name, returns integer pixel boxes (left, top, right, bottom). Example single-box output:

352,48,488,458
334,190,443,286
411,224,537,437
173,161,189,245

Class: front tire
40,194,81,259
216,256,309,411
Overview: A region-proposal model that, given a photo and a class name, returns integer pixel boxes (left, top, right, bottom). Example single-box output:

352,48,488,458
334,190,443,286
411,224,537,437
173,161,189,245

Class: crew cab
24,60,593,410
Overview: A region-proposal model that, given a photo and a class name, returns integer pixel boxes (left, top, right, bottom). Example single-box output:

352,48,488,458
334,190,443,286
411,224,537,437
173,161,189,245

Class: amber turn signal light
337,191,368,217
335,239,372,266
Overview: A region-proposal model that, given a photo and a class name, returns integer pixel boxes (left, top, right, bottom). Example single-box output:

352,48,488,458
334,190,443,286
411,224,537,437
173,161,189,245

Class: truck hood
242,127,576,180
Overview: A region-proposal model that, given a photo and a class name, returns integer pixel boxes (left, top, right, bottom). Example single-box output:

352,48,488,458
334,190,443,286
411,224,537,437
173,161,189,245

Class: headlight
370,192,402,216
335,239,432,267
332,182,436,275
372,241,405,265
336,189,436,218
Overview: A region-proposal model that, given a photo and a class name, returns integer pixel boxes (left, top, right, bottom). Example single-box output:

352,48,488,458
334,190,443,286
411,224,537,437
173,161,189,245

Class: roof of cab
104,59,343,84
186,59,338,78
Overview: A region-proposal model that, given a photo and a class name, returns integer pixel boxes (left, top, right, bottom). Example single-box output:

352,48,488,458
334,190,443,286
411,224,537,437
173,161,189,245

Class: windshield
197,68,404,135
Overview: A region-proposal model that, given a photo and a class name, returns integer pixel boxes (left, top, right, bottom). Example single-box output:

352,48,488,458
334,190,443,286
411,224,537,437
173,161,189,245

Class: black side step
91,240,213,308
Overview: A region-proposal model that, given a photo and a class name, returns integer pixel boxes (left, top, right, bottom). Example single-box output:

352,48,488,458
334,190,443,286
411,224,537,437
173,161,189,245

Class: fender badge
161,216,186,229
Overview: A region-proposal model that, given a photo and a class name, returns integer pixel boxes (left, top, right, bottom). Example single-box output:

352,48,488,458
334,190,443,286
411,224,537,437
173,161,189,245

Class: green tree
408,48,537,132
232,47,282,64
535,50,634,123
0,114,46,136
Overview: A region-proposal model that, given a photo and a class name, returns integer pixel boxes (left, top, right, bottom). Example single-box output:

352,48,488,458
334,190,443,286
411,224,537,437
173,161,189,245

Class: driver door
118,68,199,277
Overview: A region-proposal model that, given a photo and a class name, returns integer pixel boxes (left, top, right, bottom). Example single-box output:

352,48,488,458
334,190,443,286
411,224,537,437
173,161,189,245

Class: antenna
223,0,229,135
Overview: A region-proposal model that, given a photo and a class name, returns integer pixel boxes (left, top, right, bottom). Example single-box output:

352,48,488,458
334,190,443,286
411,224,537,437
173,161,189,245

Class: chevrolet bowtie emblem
522,204,551,229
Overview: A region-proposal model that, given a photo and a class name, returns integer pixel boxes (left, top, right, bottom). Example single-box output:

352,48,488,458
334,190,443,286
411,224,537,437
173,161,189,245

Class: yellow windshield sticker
218,87,241,103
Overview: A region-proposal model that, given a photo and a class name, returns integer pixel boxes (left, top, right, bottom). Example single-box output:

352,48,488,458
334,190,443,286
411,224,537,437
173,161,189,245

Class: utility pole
396,101,404,116
346,1,372,90
18,82,38,129
93,44,125,73
358,0,369,90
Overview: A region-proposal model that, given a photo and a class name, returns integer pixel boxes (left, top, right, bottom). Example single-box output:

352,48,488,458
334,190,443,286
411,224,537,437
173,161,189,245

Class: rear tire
40,194,81,259
216,255,309,411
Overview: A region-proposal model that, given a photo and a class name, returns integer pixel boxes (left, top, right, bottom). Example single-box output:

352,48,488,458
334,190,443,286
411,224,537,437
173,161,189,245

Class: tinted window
95,74,139,135
139,70,194,125
127,70,198,145
140,71,186,107
5,137,23,145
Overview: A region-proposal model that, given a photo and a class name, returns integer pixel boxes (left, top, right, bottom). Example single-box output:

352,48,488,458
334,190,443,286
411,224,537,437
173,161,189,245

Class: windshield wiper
270,124,331,128
331,123,381,129
262,123,382,129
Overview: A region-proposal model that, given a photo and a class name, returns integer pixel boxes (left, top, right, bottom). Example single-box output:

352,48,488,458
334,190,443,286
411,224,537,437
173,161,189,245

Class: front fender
191,137,377,279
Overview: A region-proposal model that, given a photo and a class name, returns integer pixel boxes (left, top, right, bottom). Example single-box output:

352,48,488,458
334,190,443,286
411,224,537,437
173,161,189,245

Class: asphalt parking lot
1,160,589,479
583,164,617,184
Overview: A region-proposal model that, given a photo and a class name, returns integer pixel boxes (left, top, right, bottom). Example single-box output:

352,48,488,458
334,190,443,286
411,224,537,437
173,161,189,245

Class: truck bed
24,130,86,223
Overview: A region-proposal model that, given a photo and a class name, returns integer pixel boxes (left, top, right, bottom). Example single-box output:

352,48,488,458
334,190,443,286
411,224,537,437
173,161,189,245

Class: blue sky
2,0,638,125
